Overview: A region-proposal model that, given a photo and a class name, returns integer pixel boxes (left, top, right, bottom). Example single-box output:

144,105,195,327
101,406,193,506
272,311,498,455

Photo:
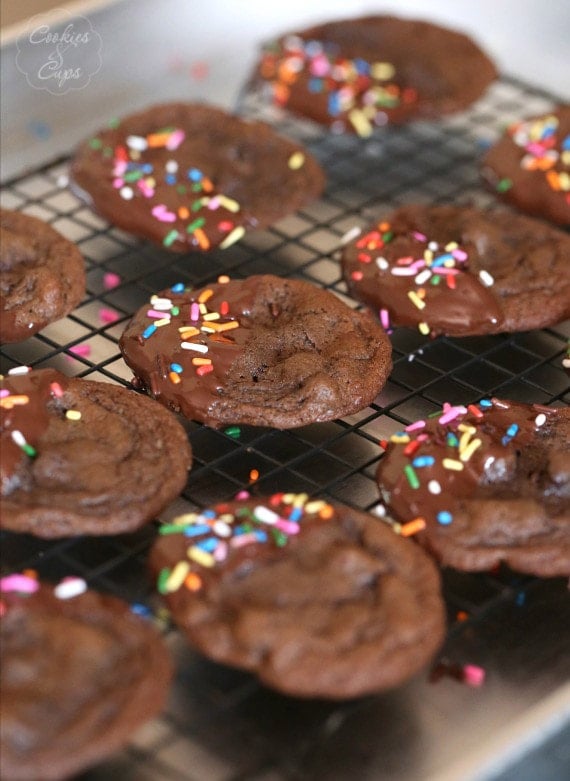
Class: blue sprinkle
170,363,183,373
165,174,176,185
562,134,570,151
437,511,453,525
354,57,370,75
27,119,52,140
196,537,218,552
506,423,519,438
432,253,454,267
254,530,268,542
131,603,152,617
328,92,341,117
202,509,217,519
413,456,435,468
171,282,185,293
183,524,211,537
305,40,322,57
142,163,153,174
515,591,526,607
142,324,157,339
188,167,203,181
289,507,302,522
479,399,493,408
308,77,323,93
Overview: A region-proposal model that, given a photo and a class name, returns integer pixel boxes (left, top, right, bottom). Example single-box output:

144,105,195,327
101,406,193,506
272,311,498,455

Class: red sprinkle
403,439,421,457
196,364,214,377
468,404,484,418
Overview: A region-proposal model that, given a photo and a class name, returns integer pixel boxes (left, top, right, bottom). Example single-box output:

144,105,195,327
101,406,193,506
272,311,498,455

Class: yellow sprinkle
443,458,464,471
459,430,473,452
293,492,308,507
154,317,171,327
408,291,426,310
458,424,477,434
460,438,482,462
179,327,201,338
220,226,246,249
187,546,215,567
281,493,295,504
198,289,214,303
65,410,82,421
217,195,241,213
288,151,305,170
173,513,198,524
217,275,230,284
348,108,373,137
304,500,326,514
166,561,190,592
418,322,430,335
390,434,410,444
200,325,216,334
445,242,458,251
371,61,395,80
202,312,221,321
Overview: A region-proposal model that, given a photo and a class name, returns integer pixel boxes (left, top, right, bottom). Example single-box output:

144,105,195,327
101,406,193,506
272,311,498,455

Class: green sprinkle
89,137,103,150
163,229,179,247
22,444,37,458
157,568,171,594
224,426,241,438
430,274,441,285
191,183,203,193
497,178,513,192
108,117,120,128
176,185,187,194
124,170,143,182
271,528,288,547
382,231,394,243
170,306,180,316
191,199,205,212
404,464,420,489
159,524,187,535
186,217,206,233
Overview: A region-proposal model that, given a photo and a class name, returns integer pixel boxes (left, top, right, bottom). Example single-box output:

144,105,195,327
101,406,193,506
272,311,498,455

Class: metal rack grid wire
1,76,569,781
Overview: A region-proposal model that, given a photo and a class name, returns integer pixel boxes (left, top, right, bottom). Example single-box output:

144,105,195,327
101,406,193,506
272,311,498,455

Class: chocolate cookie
69,102,325,252
376,399,570,577
253,15,497,136
1,367,191,538
0,573,172,781
119,274,392,429
1,209,85,345
481,106,570,226
341,205,570,337
149,493,446,699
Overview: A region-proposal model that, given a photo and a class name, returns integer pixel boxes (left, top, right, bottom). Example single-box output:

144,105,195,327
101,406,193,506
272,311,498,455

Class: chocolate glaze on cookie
341,205,570,337
376,399,570,577
149,494,446,699
0,573,172,781
253,15,497,136
1,368,191,537
119,275,392,429
69,102,325,252
1,209,85,344
481,106,570,226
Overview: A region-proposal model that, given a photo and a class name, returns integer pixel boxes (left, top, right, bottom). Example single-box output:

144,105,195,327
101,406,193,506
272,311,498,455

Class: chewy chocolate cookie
69,102,325,252
0,209,85,345
1,367,191,538
376,399,570,577
119,275,392,429
253,15,497,136
0,573,172,781
341,204,570,337
149,493,446,699
481,105,570,226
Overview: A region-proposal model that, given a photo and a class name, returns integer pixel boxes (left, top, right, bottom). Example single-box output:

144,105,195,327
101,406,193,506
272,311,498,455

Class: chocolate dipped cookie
1,367,191,537
69,102,325,252
149,493,446,699
481,106,570,226
118,275,392,429
376,399,570,577
341,204,570,337
1,209,85,344
253,15,497,136
0,573,172,781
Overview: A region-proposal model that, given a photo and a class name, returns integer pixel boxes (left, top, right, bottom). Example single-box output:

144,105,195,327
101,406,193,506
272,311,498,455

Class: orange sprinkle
400,517,426,537
179,327,201,339
379,221,390,231
207,320,239,332
546,170,561,191
197,288,214,303
147,132,170,147
194,228,210,250
457,610,469,622
178,206,190,219
249,469,259,482
185,572,202,591
217,275,230,284
319,505,334,520
168,371,181,384
191,357,212,366
201,177,214,193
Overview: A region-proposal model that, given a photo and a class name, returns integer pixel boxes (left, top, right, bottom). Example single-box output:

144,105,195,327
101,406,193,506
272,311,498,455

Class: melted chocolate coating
69,102,325,252
119,275,392,429
253,15,497,134
341,205,570,337
376,399,570,576
149,495,446,699
1,369,192,537
0,576,172,781
0,210,85,344
481,105,570,226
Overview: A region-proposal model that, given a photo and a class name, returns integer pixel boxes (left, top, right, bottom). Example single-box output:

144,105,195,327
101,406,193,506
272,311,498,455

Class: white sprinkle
375,256,389,270
126,134,148,151
54,577,87,600
428,241,439,251
253,505,279,525
11,430,27,447
212,521,232,538
165,160,178,173
428,480,441,495
57,174,69,188
180,341,208,353
8,365,31,376
150,297,173,311
479,270,495,287
414,269,432,285
534,413,547,427
120,186,134,200
340,226,362,245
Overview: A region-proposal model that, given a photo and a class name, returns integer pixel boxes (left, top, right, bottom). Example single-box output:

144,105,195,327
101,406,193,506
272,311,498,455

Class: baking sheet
1,75,569,781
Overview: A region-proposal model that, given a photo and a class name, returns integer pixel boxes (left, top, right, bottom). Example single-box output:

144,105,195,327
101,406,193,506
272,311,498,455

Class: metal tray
1,76,569,781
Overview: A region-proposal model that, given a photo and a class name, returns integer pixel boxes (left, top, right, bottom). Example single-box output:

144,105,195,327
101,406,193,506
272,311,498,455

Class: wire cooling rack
1,76,569,781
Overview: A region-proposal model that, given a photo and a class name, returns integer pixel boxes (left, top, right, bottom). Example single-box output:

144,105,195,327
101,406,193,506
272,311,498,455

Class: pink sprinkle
406,419,426,432
417,433,429,442
412,231,427,242
230,532,260,548
146,309,169,319
137,180,154,198
190,302,200,321
0,389,9,398
113,161,127,176
452,249,468,261
213,541,228,562
439,404,467,425
166,129,185,150
235,490,250,500
0,574,39,594
151,204,177,222
103,272,121,290
274,520,300,535
207,197,220,210
380,308,391,329
69,344,91,358
463,664,486,687
50,382,63,397
99,308,120,324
